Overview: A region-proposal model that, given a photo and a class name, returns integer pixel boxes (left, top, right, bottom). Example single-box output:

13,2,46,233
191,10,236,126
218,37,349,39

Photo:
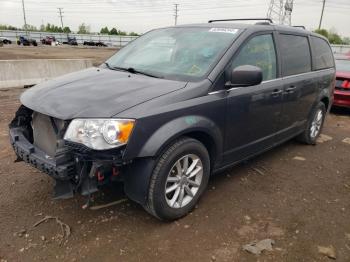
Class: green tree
78,23,90,34
23,24,37,31
314,29,328,39
63,26,71,33
109,27,118,35
117,30,127,36
343,37,350,45
328,33,343,44
129,32,139,36
100,26,109,34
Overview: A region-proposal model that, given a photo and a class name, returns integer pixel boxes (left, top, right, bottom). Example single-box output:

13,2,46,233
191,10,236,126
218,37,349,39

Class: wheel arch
133,116,223,168
320,96,330,111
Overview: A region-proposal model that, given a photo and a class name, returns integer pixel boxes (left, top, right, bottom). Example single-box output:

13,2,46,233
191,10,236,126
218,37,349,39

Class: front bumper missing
8,106,154,205
9,127,75,180
9,125,123,200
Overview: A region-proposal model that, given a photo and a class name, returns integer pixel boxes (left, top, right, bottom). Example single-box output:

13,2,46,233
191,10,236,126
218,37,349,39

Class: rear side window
280,34,311,76
311,36,334,70
231,34,277,81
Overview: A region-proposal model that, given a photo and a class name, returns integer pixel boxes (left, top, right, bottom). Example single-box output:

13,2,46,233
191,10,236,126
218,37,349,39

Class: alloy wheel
310,109,323,138
165,154,203,209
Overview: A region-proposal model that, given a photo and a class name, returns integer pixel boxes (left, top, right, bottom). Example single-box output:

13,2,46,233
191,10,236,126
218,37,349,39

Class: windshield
106,27,240,81
336,59,350,72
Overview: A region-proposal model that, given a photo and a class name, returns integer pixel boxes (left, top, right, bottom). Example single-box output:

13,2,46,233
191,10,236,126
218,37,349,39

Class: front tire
297,102,326,144
145,137,210,221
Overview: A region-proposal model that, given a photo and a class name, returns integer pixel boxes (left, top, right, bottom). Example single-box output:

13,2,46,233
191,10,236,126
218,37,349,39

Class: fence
1,30,350,53
0,30,138,47
331,44,350,55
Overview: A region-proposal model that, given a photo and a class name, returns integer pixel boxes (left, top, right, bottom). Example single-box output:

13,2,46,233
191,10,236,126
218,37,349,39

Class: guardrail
0,30,138,47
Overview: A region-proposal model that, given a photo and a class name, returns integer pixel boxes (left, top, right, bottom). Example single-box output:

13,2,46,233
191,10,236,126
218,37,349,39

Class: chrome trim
282,68,334,80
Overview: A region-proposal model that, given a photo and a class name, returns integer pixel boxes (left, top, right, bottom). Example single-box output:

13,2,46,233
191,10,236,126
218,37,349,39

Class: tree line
0,23,139,36
314,28,350,45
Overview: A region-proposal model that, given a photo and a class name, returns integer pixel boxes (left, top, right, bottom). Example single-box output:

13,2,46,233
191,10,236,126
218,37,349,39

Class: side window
280,34,311,76
311,36,334,70
231,34,277,81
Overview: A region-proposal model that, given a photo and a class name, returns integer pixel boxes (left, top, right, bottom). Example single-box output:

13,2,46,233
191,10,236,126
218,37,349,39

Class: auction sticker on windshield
209,28,238,34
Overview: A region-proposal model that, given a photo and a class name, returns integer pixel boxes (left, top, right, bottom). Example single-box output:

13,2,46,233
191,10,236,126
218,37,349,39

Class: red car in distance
333,55,350,108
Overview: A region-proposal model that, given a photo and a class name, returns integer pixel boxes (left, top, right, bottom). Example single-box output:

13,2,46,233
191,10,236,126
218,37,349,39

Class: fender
122,115,223,206
136,115,223,162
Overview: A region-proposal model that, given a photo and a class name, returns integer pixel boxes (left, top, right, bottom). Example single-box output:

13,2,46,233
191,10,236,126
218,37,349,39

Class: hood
21,67,187,120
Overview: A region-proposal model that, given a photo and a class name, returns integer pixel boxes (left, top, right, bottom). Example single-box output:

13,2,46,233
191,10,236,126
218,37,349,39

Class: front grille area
32,112,69,157
9,106,76,180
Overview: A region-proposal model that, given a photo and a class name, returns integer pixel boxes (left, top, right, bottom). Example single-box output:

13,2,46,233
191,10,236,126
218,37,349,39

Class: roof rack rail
293,26,306,29
208,18,273,24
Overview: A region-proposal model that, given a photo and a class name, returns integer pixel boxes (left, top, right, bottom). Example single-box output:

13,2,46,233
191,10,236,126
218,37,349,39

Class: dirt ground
0,45,117,66
1,46,350,262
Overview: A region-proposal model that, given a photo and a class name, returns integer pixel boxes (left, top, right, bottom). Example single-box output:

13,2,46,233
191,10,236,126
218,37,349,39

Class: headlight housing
64,119,135,150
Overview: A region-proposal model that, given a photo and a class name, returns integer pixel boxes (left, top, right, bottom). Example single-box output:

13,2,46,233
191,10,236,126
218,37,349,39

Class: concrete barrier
0,59,93,89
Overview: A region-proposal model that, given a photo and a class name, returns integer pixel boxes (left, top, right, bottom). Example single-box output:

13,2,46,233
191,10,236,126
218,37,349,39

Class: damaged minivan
9,19,335,220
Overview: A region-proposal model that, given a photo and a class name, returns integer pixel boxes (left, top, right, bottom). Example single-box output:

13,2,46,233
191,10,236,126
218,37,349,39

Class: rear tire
297,102,326,145
144,137,210,221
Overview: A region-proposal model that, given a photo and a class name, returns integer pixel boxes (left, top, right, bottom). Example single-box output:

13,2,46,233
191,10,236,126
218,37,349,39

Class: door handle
285,86,296,94
271,89,283,97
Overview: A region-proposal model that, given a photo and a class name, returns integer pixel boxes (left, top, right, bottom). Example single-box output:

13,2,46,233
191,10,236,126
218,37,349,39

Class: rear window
280,34,312,76
311,36,335,70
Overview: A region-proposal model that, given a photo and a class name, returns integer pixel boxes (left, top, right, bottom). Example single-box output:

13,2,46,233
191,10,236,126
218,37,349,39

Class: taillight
341,80,350,88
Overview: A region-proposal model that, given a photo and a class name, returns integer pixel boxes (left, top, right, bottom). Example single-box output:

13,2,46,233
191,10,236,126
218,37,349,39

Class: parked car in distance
9,19,335,221
83,40,107,47
0,37,12,44
67,37,78,46
333,55,350,108
17,36,37,46
41,36,56,45
95,41,107,47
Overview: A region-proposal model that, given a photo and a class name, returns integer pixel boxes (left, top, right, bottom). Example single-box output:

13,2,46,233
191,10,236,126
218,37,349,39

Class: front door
222,33,284,164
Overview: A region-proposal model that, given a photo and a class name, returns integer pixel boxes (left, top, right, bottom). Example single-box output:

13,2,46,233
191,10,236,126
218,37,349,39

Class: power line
174,4,179,26
318,0,326,29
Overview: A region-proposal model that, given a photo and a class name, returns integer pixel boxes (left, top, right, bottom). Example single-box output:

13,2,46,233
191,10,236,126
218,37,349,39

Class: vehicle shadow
330,106,350,115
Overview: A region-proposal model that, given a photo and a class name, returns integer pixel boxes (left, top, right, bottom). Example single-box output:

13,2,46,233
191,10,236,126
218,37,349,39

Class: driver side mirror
225,65,263,88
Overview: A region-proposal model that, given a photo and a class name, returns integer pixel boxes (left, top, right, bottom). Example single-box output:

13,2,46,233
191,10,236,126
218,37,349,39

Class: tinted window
231,34,277,81
280,34,311,76
311,36,335,70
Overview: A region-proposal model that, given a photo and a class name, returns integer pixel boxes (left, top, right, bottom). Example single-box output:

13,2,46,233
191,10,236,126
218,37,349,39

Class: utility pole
58,7,67,42
58,8,64,30
21,0,28,36
174,4,179,26
318,0,326,29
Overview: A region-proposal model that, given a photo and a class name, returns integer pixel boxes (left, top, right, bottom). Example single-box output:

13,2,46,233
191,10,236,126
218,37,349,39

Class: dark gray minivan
9,19,335,220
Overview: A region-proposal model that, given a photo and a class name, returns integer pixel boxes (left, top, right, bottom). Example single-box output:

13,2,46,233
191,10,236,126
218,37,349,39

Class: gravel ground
0,45,117,66
0,46,350,262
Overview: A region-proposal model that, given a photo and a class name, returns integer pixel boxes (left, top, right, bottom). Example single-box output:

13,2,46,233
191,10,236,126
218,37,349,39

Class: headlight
64,119,135,150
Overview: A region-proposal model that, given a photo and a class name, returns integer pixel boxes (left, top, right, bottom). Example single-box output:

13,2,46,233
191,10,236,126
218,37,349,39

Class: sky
0,0,349,37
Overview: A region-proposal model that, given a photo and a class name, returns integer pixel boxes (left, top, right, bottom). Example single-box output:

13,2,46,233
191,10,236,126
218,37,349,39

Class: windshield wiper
104,62,114,70
111,66,163,79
